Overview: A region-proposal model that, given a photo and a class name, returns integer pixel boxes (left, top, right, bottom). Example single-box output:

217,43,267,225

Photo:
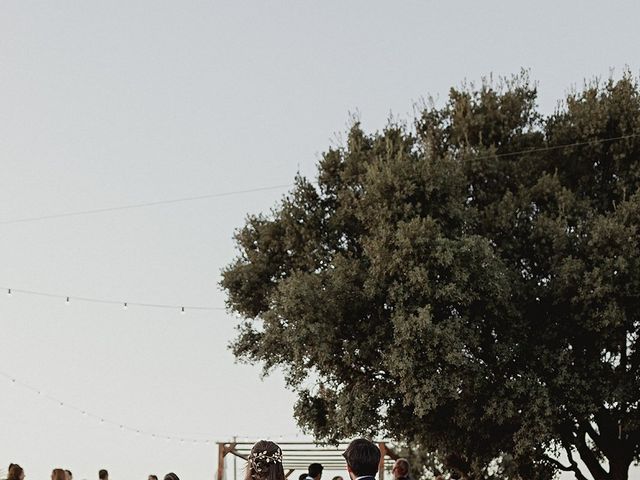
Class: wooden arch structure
217,441,399,480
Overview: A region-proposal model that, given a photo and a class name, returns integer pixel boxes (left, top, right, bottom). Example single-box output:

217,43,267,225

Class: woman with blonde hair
246,440,285,480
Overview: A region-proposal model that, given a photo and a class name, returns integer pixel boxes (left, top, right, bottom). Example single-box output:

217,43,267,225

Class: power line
467,132,640,162
0,183,294,225
3,286,225,312
2,133,638,227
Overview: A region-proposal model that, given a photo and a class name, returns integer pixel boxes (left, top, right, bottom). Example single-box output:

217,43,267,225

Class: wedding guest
332,476,344,480
99,469,109,480
299,475,307,480
65,470,73,480
7,464,25,480
392,459,410,480
52,469,66,480
246,440,284,480
306,464,323,480
149,476,159,480
164,474,180,480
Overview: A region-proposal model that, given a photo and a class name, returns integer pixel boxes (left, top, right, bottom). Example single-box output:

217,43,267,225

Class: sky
0,1,639,479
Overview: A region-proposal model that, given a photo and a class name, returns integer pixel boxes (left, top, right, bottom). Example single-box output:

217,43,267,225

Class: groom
342,439,381,480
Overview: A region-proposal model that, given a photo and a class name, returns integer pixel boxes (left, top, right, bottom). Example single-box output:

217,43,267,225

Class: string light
1,286,223,312
0,369,298,443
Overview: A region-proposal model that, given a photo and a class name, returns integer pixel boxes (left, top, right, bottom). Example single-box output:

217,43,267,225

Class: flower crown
250,448,283,473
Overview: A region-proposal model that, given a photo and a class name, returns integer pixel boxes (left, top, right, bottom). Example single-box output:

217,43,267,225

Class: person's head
99,470,108,480
52,469,66,480
65,470,73,480
332,476,344,480
392,459,409,479
8,464,25,480
308,463,323,480
299,475,307,480
164,474,180,480
149,476,159,480
245,440,285,480
342,439,381,479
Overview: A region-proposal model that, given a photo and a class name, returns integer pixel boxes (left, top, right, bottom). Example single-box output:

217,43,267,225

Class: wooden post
378,442,387,480
218,443,226,480
285,469,295,478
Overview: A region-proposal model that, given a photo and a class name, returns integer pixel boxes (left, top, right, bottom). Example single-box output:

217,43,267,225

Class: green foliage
221,72,640,480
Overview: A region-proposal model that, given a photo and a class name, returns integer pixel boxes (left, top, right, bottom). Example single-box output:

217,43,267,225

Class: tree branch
572,427,609,480
563,441,590,480
542,454,574,471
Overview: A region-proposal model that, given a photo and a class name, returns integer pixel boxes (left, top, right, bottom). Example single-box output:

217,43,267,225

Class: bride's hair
245,440,285,480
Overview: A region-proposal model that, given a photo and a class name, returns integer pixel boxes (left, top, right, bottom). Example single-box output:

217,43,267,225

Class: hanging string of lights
0,369,303,443
0,369,214,444
2,286,225,313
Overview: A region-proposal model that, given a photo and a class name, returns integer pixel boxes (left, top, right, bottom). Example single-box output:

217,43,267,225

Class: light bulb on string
7,288,12,296
120,425,125,431
181,307,185,315
59,401,64,407
82,411,88,416
65,296,70,305
100,418,105,425
123,302,128,310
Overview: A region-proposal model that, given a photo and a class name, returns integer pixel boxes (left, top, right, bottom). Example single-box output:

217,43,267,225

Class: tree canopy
221,73,640,480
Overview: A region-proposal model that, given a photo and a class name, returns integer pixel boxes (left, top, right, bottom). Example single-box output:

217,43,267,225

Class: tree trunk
608,454,630,480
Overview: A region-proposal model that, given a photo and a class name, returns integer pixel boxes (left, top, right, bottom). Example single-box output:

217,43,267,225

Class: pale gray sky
0,1,639,480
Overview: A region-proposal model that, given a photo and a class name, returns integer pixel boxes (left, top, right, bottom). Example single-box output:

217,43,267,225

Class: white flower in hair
249,447,284,474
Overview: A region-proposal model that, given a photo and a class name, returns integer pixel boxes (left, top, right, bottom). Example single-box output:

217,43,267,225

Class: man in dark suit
342,439,381,480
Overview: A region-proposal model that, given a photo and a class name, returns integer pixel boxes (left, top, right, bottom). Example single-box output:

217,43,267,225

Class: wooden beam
384,445,400,461
285,470,296,478
218,443,226,480
378,442,387,480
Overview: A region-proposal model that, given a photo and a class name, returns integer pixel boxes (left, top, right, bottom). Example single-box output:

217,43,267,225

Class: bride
246,440,285,480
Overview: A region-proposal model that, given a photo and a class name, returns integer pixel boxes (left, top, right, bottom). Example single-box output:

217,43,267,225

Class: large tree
221,73,640,480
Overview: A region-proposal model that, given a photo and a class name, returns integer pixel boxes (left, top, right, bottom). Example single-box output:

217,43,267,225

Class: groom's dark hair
342,438,381,477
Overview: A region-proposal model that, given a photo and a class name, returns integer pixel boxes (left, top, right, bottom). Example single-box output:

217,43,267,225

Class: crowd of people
4,466,180,480
5,438,411,480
